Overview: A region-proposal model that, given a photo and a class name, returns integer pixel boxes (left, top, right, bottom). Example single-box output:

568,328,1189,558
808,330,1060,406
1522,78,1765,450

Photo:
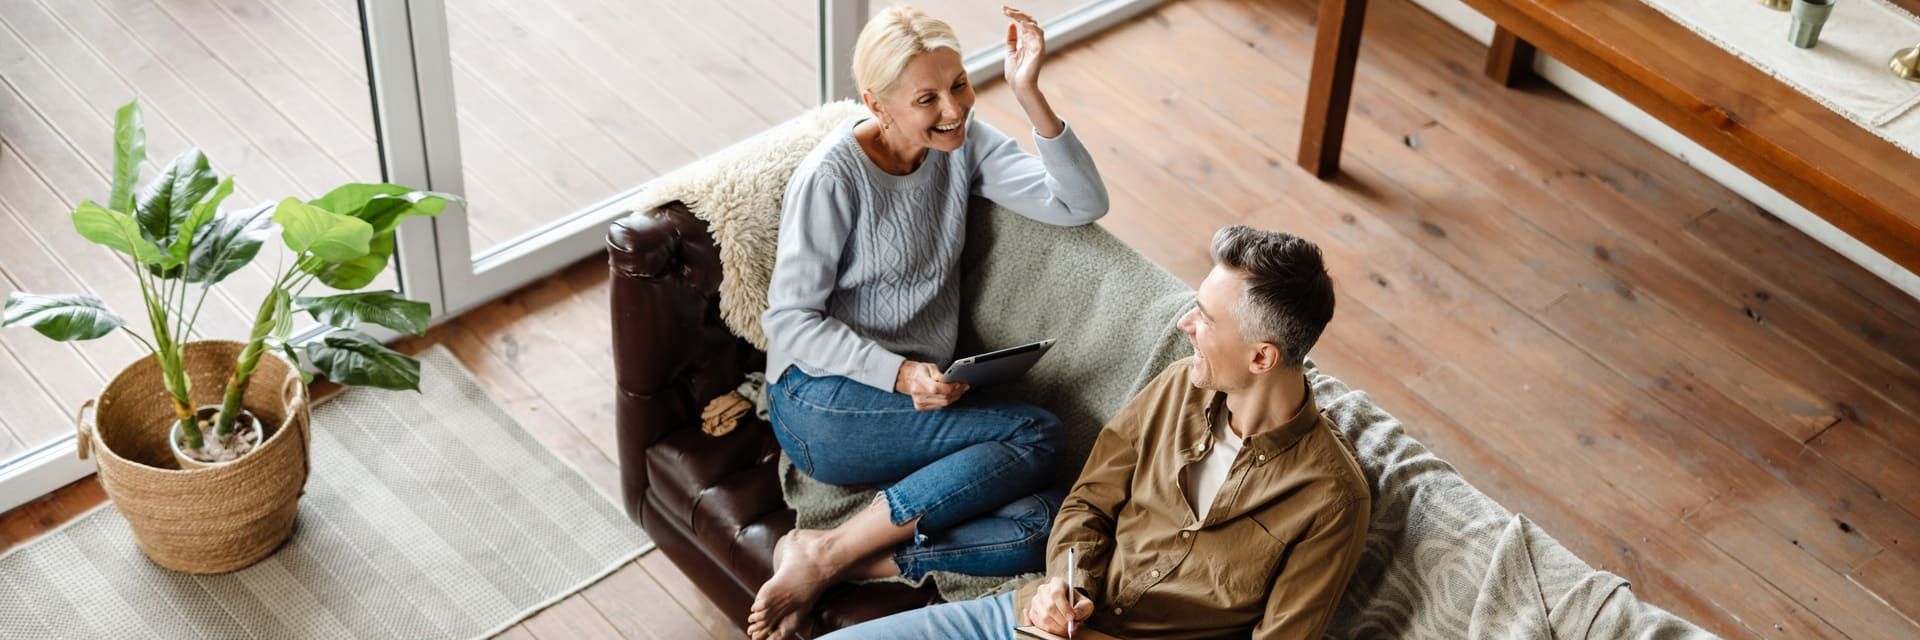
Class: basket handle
282,373,308,413
282,373,313,494
73,399,96,460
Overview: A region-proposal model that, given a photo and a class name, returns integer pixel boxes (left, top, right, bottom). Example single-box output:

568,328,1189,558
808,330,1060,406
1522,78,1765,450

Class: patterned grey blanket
647,104,1715,638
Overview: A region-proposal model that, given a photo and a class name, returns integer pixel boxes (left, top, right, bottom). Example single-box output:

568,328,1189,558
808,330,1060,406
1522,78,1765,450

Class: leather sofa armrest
607,203,753,525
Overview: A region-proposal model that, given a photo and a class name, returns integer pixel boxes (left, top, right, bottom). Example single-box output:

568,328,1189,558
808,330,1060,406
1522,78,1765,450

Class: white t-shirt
1183,408,1246,520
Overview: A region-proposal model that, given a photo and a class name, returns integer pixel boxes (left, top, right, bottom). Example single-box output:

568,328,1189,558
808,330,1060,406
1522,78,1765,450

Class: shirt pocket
1195,519,1285,604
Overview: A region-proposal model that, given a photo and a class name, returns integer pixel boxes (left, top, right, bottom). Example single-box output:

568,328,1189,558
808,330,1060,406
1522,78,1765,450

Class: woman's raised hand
1003,5,1046,91
895,361,969,411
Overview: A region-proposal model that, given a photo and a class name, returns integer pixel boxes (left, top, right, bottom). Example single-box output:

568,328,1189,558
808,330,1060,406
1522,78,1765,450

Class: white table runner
1638,0,1920,157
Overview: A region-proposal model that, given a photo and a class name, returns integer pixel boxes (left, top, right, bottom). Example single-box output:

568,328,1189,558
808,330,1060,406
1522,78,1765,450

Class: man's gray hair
1208,225,1336,369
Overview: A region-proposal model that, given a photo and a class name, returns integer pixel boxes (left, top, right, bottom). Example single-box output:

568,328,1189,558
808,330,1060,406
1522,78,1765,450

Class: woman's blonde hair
853,5,963,98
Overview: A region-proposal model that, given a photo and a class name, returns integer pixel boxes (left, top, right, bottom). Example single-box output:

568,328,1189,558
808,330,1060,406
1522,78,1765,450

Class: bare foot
747,530,836,640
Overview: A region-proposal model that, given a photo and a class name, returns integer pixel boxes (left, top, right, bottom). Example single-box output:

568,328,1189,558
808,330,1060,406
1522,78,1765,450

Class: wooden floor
6,0,1920,638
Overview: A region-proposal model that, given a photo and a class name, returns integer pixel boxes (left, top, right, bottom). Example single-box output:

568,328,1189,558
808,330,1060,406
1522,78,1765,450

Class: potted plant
0,100,457,573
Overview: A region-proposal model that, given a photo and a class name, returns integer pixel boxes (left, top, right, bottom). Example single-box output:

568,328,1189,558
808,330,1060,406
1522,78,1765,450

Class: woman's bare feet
747,530,836,640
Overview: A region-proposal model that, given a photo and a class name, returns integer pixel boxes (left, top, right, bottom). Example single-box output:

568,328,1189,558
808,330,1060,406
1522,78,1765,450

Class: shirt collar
1198,379,1323,457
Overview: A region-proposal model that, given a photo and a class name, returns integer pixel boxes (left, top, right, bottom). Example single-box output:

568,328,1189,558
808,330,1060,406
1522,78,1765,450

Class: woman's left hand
1003,5,1046,92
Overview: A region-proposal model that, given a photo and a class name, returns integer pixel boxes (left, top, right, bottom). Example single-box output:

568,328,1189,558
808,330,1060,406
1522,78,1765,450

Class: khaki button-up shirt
1016,358,1370,639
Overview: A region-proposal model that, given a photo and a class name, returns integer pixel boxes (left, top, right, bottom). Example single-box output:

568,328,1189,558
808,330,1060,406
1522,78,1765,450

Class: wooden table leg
1298,0,1370,179
1486,25,1538,87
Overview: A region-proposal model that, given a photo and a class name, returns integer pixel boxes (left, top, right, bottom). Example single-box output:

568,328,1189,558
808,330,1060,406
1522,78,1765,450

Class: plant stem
118,326,158,353
212,267,295,437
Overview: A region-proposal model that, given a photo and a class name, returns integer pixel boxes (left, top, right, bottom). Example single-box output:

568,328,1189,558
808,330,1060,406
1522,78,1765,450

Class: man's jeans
819,592,1019,640
769,367,1065,579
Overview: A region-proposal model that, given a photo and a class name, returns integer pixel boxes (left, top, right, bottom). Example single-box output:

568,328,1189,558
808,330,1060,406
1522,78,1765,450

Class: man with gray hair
823,225,1369,639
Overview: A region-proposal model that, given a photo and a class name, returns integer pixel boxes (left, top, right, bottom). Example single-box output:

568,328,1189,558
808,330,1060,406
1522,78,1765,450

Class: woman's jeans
768,367,1067,580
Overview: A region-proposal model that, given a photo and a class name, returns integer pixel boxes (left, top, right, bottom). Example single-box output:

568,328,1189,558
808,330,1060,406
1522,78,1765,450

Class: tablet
942,339,1056,386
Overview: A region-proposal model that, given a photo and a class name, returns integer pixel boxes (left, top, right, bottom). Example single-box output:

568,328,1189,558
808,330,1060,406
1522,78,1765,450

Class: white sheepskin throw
620,100,868,350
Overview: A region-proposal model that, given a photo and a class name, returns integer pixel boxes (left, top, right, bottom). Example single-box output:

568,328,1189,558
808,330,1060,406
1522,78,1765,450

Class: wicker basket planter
76,340,311,574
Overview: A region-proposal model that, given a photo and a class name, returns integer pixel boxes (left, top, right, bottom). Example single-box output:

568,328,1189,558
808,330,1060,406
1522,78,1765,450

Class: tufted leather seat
607,203,941,636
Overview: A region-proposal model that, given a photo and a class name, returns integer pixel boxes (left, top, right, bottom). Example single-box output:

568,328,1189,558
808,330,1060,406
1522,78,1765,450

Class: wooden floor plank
452,285,622,466
576,0,809,125
478,0,737,159
0,196,139,391
638,552,747,640
433,321,622,497
1687,499,1920,639
445,0,659,179
0,276,100,449
0,478,106,552
651,0,814,112
520,592,625,640
154,0,380,174
259,0,368,82
580,561,723,640
77,0,360,197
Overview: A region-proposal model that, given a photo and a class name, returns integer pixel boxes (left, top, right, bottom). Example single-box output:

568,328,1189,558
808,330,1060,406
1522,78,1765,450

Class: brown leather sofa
607,202,941,637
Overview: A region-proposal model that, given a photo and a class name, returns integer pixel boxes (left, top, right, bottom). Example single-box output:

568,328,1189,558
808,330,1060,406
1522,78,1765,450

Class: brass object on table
1758,0,1791,10
1894,44,1920,81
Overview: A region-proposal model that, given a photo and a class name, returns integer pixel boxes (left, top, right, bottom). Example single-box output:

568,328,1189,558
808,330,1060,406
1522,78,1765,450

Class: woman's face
872,48,975,153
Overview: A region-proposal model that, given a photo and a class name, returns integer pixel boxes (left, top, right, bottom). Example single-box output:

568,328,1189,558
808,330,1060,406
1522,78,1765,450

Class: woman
749,4,1108,639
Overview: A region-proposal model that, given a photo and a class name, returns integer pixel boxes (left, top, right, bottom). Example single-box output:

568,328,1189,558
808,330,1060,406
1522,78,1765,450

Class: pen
1066,547,1077,639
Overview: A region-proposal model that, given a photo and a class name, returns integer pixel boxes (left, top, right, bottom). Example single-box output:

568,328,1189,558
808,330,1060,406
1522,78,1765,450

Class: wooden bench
1298,0,1920,275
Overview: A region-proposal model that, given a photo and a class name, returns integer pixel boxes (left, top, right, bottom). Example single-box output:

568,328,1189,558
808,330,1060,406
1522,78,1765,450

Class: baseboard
1406,0,1920,302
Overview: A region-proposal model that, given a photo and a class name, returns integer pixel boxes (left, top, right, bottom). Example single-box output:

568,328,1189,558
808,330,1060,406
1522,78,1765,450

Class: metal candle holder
1895,44,1920,81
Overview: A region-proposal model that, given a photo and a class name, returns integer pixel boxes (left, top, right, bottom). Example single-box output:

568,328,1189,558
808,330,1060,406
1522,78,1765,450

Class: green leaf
2,292,125,341
305,329,420,391
169,176,232,269
134,148,217,248
186,201,276,285
73,201,169,265
295,290,429,335
308,232,393,290
308,183,407,216
280,342,313,384
309,184,458,233
275,198,373,263
109,101,145,215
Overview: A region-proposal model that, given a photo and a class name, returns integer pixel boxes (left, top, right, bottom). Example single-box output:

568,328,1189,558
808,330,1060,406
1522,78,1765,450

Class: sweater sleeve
759,167,907,391
968,115,1110,227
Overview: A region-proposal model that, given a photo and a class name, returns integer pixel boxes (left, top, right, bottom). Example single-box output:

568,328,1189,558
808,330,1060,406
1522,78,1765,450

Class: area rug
0,345,652,639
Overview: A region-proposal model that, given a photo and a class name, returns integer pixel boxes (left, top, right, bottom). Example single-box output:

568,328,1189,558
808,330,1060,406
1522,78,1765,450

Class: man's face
1177,266,1263,392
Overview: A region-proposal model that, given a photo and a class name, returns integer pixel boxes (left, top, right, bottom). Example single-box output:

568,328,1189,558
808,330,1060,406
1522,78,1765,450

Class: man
821,225,1370,639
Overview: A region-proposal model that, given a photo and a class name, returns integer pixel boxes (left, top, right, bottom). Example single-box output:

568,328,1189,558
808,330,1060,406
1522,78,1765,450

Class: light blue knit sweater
762,111,1109,391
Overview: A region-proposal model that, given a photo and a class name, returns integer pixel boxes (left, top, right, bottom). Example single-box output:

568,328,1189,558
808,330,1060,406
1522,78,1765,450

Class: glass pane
884,0,1095,58
446,0,820,258
0,0,387,468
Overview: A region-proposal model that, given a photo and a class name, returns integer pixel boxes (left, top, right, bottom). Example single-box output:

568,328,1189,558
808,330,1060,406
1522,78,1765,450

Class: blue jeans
769,367,1066,579
819,592,1018,640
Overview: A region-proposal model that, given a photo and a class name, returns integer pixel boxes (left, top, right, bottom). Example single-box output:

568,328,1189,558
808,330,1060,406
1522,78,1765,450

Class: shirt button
1257,453,1268,462
1113,607,1124,616
1180,530,1192,539
1149,569,1160,578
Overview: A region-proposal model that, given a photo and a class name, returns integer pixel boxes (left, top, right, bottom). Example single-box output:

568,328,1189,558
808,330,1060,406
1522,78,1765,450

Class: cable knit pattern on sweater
762,111,1108,391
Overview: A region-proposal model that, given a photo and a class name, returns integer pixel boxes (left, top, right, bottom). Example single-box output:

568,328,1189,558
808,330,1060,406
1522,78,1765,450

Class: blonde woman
751,4,1108,639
